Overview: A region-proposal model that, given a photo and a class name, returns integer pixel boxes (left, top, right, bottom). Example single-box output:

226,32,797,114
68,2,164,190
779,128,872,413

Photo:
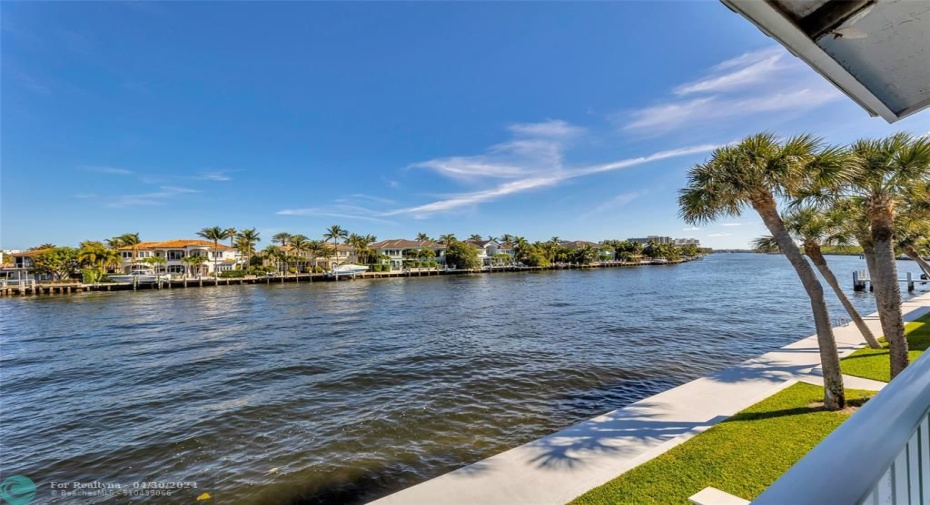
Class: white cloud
707,232,733,237
277,207,395,225
384,143,718,217
579,191,642,220
410,120,580,183
674,48,784,95
107,186,199,208
507,120,585,138
195,170,233,182
721,223,742,227
624,46,842,133
84,166,134,176
682,227,701,231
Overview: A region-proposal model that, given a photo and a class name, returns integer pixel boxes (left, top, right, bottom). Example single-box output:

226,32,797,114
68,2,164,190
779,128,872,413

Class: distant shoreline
1,257,703,297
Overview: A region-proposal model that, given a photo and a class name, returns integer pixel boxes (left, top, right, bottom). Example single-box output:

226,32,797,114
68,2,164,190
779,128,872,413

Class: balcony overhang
722,0,930,123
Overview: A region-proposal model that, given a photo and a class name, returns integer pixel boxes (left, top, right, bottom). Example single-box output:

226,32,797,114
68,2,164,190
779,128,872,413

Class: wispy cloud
673,47,783,96
624,47,842,133
682,227,701,231
721,222,742,227
706,232,733,237
410,120,578,183
84,166,134,176
276,207,396,225
579,191,642,220
508,119,585,138
107,186,198,208
385,143,717,217
11,71,50,94
194,170,233,182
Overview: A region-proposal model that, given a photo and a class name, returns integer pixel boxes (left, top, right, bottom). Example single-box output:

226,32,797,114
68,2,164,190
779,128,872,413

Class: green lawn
840,313,930,383
569,383,873,505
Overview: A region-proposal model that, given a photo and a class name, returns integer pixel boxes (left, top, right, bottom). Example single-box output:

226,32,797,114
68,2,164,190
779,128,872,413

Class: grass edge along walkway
841,313,930,383
569,382,875,505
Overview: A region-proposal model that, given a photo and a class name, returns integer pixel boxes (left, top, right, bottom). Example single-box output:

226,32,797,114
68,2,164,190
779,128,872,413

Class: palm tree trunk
806,243,881,349
871,207,908,378
754,197,845,409
213,241,219,279
904,246,930,277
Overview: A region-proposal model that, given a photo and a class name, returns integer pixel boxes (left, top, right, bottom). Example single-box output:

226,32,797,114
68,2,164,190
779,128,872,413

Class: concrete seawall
371,292,930,505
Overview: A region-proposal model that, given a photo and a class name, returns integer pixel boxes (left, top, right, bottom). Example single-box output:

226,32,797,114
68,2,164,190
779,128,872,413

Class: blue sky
2,2,927,250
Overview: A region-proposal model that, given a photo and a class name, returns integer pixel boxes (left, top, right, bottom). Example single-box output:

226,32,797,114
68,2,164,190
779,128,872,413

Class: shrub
219,270,247,278
371,264,383,272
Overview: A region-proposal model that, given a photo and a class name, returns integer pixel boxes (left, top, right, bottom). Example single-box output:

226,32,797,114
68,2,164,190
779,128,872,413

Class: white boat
109,270,170,283
327,264,369,277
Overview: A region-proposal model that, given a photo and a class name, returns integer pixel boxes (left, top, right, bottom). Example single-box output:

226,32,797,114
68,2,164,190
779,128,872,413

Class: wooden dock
0,258,695,297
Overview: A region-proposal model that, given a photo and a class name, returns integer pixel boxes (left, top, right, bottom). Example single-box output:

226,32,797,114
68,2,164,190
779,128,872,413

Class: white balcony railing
754,351,930,505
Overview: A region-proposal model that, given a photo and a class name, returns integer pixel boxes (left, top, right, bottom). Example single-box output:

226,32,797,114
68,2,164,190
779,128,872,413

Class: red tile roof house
117,240,240,276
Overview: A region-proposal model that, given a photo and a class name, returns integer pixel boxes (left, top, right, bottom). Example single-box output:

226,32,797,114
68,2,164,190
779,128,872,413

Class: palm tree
843,133,930,377
78,241,121,282
272,232,292,248
438,233,457,245
290,234,309,271
323,225,348,248
897,216,930,276
111,233,141,269
416,232,431,242
237,228,261,268
196,226,231,278
679,132,847,410
765,207,882,349
181,254,208,278
469,233,483,241
305,240,328,270
226,228,238,248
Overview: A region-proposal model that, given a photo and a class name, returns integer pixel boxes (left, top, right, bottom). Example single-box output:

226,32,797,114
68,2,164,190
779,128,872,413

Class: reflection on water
0,254,926,504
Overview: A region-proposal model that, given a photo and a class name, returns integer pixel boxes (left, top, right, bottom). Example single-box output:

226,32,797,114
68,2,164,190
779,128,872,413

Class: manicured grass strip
840,313,930,383
569,383,873,505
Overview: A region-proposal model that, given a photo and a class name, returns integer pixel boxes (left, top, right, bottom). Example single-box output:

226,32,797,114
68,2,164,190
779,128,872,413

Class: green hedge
219,270,247,278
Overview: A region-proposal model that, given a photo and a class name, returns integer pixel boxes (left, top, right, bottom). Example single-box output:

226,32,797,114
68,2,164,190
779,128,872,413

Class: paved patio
372,292,930,505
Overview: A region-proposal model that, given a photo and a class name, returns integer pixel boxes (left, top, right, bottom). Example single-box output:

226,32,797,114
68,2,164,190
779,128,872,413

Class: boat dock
853,270,928,292
0,258,694,297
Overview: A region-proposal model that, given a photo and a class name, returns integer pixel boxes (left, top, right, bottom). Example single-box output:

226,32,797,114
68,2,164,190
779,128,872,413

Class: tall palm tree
679,132,847,410
843,133,930,377
237,228,261,268
290,234,309,271
469,233,483,241
323,225,348,247
196,226,231,278
226,228,238,248
438,233,456,245
897,216,930,276
416,232,431,242
272,232,292,248
305,240,328,270
769,207,882,348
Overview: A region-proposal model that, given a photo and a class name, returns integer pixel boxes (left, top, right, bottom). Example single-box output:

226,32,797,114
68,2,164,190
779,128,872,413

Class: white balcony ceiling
722,0,930,122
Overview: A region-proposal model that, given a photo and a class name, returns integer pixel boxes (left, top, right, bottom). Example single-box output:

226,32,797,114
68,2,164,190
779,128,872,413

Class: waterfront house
463,239,511,266
7,248,55,281
117,240,240,276
370,239,446,269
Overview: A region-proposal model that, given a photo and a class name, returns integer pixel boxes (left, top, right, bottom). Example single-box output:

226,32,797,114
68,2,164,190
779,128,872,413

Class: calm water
1,254,927,504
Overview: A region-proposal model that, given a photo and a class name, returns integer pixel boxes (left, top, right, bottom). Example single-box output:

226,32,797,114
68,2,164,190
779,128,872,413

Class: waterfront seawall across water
0,258,695,297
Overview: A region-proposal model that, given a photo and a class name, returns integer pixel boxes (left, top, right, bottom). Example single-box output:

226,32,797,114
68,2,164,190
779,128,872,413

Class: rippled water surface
2,254,927,504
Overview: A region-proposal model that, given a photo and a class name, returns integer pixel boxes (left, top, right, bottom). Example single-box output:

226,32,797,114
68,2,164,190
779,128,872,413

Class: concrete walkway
372,292,930,505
